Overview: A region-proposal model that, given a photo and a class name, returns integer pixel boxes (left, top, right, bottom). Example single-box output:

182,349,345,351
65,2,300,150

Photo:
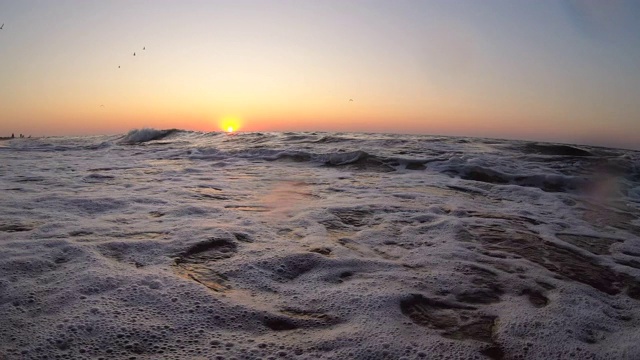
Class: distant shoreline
0,137,34,140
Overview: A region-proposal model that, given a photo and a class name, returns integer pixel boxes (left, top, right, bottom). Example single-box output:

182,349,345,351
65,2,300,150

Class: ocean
1,129,639,359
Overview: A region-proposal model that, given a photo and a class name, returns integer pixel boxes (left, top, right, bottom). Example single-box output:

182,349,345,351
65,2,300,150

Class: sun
220,116,241,133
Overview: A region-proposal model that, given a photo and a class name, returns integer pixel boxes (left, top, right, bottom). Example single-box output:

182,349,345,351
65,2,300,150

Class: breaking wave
120,128,182,144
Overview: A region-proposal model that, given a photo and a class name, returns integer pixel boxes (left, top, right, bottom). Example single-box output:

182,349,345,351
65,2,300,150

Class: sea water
1,129,639,359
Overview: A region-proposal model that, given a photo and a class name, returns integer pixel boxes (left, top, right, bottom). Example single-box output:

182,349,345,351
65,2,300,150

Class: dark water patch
536,280,556,290
68,230,93,237
64,197,128,215
309,247,332,256
189,186,227,200
461,170,509,184
621,249,640,257
283,134,316,142
88,167,124,172
107,231,166,240
456,289,502,305
468,224,629,296
520,288,549,308
627,282,640,300
0,223,34,232
313,135,350,144
261,306,340,332
578,329,603,344
446,166,589,192
556,233,621,255
446,185,487,195
15,176,46,183
513,175,588,193
336,238,373,257
372,247,398,260
330,208,374,227
177,238,237,263
97,241,164,267
173,238,237,292
616,259,640,270
384,239,434,250
443,315,497,343
467,211,543,226
269,151,312,163
0,256,57,275
479,250,509,259
263,253,324,282
400,294,501,348
174,263,230,292
2,242,87,276
405,161,426,170
581,204,640,236
523,143,593,157
323,151,395,172
263,317,298,331
456,229,476,243
480,345,505,360
198,193,229,200
400,294,475,330
83,173,115,182
455,265,504,304
224,204,270,212
280,308,339,324
477,259,522,275
233,232,253,243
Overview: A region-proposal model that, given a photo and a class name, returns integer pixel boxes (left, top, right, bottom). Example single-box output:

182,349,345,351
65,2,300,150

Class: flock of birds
0,22,356,108
103,45,146,108
119,46,146,69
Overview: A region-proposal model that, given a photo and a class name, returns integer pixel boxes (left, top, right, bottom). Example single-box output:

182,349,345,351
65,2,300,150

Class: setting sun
220,116,241,133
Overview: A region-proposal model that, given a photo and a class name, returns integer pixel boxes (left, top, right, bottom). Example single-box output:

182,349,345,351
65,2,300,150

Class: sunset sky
1,0,639,149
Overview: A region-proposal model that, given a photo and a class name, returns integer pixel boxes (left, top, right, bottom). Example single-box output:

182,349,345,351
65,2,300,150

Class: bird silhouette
133,52,136,56
143,46,145,50
349,99,354,102
118,65,121,68
0,23,4,30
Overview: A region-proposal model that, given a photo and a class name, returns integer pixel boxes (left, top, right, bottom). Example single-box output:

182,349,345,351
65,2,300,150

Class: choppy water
1,129,640,359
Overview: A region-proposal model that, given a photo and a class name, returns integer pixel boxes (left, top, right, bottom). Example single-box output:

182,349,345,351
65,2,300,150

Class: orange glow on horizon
220,116,241,133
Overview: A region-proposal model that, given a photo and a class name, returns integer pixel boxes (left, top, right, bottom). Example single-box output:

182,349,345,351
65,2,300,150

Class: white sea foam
0,129,639,359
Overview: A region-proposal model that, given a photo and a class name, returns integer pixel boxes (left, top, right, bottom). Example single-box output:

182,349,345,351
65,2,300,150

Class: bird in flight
133,52,136,56
118,65,120,68
349,99,354,102
0,23,4,30
143,46,145,50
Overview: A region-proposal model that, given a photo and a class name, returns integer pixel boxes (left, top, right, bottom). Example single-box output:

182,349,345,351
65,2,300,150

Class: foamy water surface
1,129,640,359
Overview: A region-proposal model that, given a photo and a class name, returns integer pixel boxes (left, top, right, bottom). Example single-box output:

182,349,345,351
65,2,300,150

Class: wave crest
120,128,181,144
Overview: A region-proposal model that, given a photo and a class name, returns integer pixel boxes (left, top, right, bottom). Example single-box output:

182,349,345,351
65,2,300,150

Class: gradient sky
1,0,639,149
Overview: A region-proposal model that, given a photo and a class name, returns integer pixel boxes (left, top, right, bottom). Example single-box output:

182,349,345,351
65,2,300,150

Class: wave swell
445,165,591,192
121,128,181,144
